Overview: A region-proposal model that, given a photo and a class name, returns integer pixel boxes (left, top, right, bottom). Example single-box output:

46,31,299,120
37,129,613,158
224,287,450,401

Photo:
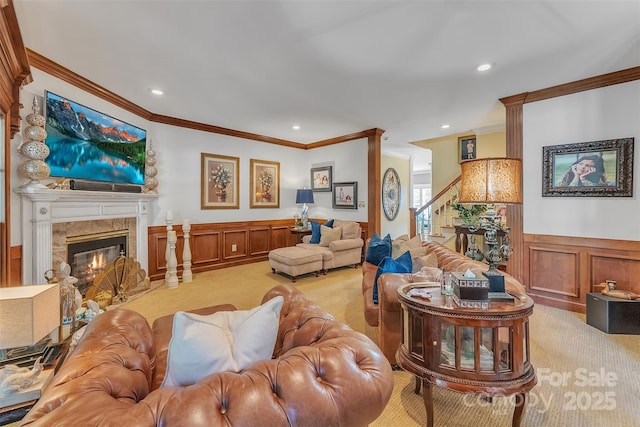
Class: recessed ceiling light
477,63,492,72
150,89,164,95
441,124,450,129
292,125,300,130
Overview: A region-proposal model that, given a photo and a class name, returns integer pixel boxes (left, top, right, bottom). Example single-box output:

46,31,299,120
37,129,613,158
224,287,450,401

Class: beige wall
477,130,506,158
413,130,506,196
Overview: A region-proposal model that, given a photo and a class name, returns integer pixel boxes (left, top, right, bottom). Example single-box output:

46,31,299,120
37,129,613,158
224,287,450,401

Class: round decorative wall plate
382,168,400,221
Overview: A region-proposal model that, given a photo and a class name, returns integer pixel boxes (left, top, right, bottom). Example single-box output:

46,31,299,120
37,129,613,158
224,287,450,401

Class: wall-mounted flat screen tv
44,91,147,185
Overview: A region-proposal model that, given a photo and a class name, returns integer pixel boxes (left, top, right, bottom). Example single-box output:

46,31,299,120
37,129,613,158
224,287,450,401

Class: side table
0,369,54,426
396,284,536,427
0,339,71,426
289,227,312,244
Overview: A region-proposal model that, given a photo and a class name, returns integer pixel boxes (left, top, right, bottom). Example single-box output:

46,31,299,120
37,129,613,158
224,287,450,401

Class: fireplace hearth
15,187,156,287
67,232,128,296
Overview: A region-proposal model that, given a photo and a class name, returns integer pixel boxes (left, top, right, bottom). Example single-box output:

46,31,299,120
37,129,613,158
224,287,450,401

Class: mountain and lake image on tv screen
44,91,147,185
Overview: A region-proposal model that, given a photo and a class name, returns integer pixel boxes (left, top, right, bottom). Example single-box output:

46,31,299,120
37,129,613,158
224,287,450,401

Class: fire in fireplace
67,232,128,296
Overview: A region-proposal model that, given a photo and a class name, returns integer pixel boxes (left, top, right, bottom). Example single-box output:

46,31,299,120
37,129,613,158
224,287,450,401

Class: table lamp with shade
295,188,314,228
458,158,522,280
0,283,61,376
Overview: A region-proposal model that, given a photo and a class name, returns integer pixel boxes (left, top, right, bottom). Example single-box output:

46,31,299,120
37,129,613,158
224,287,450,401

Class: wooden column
367,129,384,237
0,0,32,286
499,93,527,284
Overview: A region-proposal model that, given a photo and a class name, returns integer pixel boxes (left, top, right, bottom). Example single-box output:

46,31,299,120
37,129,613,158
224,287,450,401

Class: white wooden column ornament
182,220,192,282
166,230,179,289
165,210,173,281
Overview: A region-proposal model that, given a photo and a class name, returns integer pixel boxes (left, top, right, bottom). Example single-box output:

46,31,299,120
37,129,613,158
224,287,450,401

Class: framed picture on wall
459,136,477,163
201,153,240,209
332,182,357,209
542,138,633,197
250,159,280,208
310,166,332,192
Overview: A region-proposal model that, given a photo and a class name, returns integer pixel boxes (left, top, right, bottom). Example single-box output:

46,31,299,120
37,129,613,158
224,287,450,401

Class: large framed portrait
332,182,357,209
310,166,332,192
250,159,280,208
459,136,477,163
201,153,239,209
542,138,633,197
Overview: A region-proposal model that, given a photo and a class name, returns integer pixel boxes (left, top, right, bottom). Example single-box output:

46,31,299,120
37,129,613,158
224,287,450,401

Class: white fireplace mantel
15,187,158,285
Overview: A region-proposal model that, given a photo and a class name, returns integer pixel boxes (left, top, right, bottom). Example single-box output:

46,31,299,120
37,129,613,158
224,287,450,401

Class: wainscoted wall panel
223,229,247,260
528,248,579,298
147,219,369,281
249,227,270,256
524,234,640,313
191,230,221,265
271,226,291,250
9,245,22,285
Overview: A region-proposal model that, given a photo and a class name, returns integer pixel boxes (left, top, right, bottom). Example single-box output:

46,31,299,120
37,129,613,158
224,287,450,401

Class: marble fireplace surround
15,187,157,285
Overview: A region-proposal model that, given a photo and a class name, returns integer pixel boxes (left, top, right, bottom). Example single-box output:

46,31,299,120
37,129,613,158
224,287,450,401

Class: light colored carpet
121,262,640,426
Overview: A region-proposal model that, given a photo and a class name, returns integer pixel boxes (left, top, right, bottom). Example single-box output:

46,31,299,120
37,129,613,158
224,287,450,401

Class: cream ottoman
269,247,323,282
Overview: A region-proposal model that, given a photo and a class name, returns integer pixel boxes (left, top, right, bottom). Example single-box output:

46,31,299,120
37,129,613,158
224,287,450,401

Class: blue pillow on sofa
310,221,322,244
365,233,392,266
372,251,412,304
310,219,334,244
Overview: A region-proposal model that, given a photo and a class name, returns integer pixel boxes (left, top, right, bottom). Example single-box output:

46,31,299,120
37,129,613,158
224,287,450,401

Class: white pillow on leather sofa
161,296,284,387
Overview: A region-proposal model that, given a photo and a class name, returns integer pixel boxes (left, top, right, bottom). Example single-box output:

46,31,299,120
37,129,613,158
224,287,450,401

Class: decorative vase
18,97,50,187
142,141,158,194
216,183,227,202
262,185,271,201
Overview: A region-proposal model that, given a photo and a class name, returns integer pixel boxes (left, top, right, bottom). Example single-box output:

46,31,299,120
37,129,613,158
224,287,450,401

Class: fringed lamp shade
459,158,523,204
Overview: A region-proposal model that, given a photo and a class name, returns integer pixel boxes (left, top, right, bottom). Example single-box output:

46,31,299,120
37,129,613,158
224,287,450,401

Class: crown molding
25,49,378,149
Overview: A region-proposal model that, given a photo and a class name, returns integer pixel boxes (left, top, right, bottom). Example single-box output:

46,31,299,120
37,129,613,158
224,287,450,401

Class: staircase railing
410,175,461,240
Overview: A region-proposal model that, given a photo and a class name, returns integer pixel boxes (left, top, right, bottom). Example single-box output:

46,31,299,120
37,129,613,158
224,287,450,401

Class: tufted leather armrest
377,272,440,365
22,309,157,426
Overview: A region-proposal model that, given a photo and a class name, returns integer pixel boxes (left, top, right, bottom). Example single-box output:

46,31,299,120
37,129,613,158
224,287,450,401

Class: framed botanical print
332,182,357,209
250,159,280,208
310,166,332,192
201,153,239,209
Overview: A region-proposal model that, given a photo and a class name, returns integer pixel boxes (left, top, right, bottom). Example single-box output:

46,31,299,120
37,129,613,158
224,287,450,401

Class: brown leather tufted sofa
362,240,526,365
21,284,393,427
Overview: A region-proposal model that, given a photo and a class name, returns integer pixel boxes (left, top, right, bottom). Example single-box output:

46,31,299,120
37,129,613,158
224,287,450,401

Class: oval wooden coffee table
396,284,537,427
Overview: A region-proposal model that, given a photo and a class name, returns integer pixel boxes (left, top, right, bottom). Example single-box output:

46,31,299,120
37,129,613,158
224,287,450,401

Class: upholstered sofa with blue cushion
296,219,364,272
362,240,526,365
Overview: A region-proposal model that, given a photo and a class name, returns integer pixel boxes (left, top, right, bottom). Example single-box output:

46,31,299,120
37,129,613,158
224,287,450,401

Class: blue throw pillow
372,251,412,304
310,221,322,244
365,233,392,266
325,219,334,228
